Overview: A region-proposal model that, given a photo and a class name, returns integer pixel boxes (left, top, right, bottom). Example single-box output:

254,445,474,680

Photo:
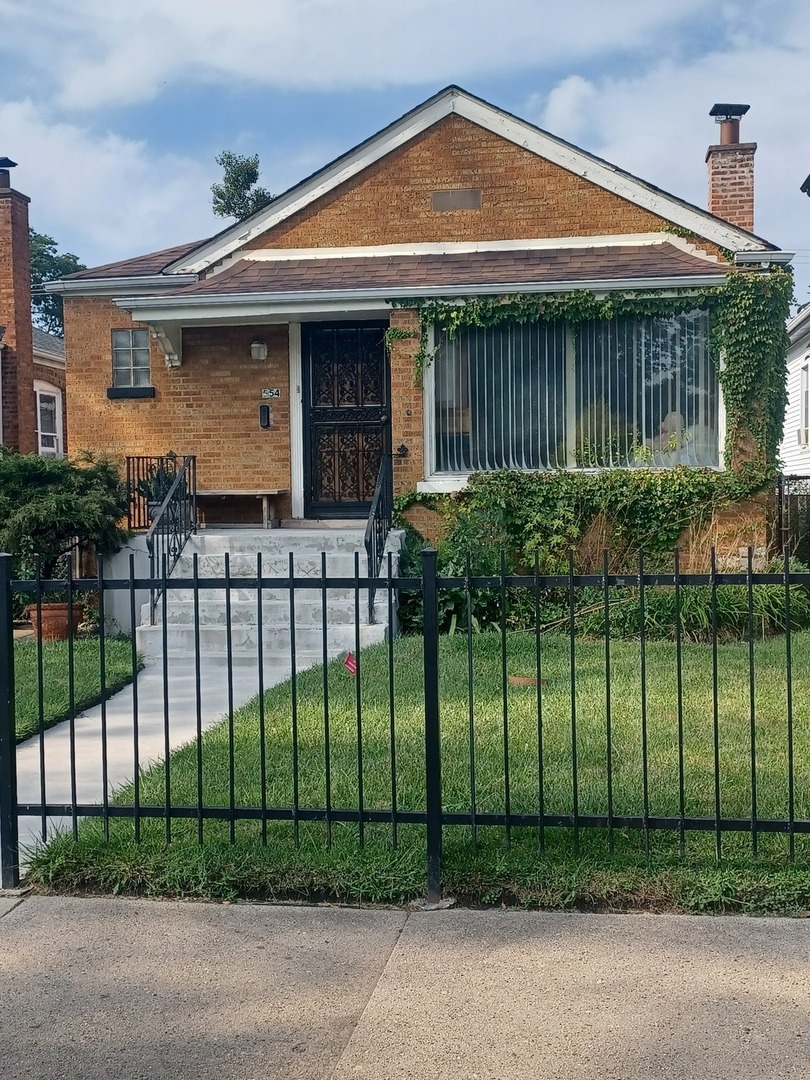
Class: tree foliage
211,151,275,221
29,228,86,336
0,450,128,577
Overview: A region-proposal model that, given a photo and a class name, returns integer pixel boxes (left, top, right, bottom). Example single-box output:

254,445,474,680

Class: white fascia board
117,273,726,322
734,250,794,265
115,296,392,323
43,274,198,297
169,88,773,276
243,233,717,262
32,353,65,371
788,305,810,346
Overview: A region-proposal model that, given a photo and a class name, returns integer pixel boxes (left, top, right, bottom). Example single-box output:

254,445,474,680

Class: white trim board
168,86,777,276
242,234,721,263
288,322,304,519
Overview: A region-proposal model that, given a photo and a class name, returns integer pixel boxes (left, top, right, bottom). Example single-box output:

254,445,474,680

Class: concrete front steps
135,527,392,668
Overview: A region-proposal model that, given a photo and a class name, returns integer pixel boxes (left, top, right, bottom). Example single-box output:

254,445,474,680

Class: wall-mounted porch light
250,338,268,361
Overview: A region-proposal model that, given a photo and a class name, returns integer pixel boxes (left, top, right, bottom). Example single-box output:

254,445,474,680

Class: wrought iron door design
303,322,390,516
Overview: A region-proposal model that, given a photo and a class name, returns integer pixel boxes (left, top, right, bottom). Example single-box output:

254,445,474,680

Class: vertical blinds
433,311,717,473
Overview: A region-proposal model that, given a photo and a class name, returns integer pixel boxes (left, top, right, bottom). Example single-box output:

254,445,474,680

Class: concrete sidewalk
1,897,808,1079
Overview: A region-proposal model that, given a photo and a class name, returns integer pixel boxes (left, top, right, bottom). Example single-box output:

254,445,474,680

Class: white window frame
798,362,810,447
419,316,727,492
112,327,151,388
34,380,64,457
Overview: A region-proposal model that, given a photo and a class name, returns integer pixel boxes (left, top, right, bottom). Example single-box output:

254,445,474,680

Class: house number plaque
261,388,281,399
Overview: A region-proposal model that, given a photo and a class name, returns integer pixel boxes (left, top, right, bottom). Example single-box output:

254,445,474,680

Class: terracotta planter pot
27,603,85,641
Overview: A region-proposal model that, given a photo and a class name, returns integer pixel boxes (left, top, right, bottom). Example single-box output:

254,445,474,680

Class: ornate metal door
303,322,390,517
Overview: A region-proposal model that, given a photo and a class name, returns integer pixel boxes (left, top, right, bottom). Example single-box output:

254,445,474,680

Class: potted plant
136,461,177,521
0,450,129,640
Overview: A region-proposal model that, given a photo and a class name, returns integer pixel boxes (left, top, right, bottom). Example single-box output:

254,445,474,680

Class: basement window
112,328,151,387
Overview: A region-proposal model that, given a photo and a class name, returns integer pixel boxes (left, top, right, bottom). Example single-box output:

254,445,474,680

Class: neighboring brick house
0,159,67,456
47,88,789,526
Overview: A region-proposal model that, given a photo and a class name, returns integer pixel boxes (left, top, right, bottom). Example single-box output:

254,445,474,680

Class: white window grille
431,310,718,474
112,328,151,387
35,381,64,457
799,364,809,447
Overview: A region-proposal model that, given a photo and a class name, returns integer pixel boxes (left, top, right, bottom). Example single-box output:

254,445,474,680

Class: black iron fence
777,474,810,566
1,547,809,897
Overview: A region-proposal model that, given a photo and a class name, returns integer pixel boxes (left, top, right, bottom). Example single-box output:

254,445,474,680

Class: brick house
0,159,67,457
47,88,789,528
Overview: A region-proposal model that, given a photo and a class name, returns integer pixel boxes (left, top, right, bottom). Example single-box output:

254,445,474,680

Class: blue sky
1,0,808,297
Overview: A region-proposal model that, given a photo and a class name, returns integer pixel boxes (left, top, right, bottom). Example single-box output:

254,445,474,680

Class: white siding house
780,304,810,473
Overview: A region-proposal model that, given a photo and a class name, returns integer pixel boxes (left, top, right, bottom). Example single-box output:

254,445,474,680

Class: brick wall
0,184,35,452
63,297,292,519
706,143,756,233
248,114,695,252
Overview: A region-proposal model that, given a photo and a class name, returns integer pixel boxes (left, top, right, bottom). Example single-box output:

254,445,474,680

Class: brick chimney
0,157,35,452
706,104,756,233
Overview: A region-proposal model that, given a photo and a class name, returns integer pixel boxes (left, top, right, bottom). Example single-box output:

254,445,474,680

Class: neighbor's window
112,328,151,387
35,381,64,457
431,310,718,474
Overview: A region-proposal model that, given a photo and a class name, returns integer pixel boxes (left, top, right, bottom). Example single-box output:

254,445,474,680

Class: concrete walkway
14,654,296,863
1,897,808,1079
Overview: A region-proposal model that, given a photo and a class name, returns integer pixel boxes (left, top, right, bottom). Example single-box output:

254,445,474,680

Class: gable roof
63,239,208,281
32,326,64,360
166,85,778,276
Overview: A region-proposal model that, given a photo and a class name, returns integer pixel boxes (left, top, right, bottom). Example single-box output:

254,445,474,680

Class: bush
0,449,128,600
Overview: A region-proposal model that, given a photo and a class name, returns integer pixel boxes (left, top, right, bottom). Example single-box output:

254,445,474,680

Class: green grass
14,636,140,742
27,632,810,913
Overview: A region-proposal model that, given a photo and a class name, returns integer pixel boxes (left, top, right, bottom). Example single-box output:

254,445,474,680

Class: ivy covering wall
389,265,793,470
388,265,793,579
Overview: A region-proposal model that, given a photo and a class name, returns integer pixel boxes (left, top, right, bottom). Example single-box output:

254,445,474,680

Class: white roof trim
32,353,65,370
116,273,726,323
43,273,199,298
789,304,810,345
241,233,721,263
168,87,773,276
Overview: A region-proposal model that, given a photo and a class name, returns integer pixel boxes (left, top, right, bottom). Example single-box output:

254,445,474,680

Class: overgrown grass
27,632,810,913
14,636,140,742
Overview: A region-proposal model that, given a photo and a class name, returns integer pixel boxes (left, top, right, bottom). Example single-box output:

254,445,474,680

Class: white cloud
528,6,810,298
1,101,218,266
0,0,710,109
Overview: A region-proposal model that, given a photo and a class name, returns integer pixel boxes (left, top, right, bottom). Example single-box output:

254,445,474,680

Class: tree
211,151,275,222
29,229,86,337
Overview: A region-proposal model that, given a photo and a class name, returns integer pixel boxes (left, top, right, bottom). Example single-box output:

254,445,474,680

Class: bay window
430,310,718,474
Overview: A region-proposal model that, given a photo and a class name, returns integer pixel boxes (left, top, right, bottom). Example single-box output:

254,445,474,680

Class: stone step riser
136,622,385,658
162,587,359,603
143,600,361,627
172,554,367,578
188,531,366,556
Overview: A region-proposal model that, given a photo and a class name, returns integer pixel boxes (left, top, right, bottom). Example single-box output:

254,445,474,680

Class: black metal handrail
126,453,183,531
145,455,197,621
364,452,394,619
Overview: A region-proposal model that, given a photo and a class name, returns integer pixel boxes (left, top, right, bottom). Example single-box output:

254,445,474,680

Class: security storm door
303,322,390,517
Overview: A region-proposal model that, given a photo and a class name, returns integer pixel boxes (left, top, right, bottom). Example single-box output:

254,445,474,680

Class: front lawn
28,632,810,912
14,636,140,742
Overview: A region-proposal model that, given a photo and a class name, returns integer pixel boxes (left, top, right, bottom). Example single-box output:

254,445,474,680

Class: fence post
422,547,442,903
0,554,20,889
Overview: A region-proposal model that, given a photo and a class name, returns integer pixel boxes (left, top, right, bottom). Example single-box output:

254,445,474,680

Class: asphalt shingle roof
32,326,65,359
165,243,721,298
63,239,209,280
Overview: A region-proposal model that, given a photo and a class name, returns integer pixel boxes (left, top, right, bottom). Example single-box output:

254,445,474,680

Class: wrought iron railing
777,474,810,564
145,455,197,621
126,453,182,531
364,451,394,619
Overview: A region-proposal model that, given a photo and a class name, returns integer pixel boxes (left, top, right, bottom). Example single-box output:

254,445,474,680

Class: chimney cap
801,174,810,197
710,103,750,120
0,157,17,169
